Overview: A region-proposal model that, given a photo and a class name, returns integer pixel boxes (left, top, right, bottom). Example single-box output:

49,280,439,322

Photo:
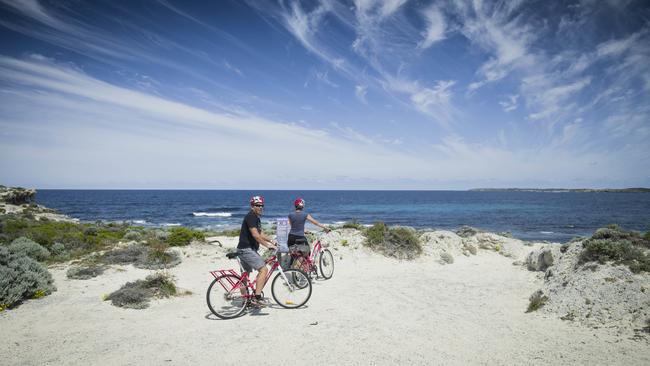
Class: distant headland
469,188,650,193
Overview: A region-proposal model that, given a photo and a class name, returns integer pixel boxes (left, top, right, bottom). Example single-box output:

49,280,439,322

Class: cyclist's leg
254,264,268,296
238,248,266,296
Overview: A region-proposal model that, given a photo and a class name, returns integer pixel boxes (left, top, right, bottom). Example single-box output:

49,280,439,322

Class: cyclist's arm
306,214,331,232
250,227,277,249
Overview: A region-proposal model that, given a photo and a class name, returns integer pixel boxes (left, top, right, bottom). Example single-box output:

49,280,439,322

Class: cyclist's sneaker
250,295,269,307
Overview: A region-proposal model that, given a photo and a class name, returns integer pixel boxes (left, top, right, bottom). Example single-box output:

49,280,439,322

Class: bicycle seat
226,252,239,259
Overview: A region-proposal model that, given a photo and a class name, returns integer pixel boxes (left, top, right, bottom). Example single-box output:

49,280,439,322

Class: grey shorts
237,248,265,272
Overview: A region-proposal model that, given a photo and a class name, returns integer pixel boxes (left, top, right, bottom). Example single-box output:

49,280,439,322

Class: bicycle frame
290,240,323,273
210,252,293,297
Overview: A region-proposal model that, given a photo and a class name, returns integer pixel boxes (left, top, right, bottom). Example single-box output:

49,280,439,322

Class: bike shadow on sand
204,303,310,320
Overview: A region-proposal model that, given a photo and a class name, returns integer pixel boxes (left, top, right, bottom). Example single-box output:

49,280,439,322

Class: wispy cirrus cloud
418,5,446,50
0,54,434,187
499,94,519,112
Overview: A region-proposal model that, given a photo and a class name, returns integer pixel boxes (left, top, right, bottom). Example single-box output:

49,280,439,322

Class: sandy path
1,245,648,366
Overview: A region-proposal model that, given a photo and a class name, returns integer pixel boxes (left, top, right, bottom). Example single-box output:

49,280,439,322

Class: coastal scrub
365,222,422,260
105,272,177,309
579,225,650,273
0,246,56,309
166,227,205,246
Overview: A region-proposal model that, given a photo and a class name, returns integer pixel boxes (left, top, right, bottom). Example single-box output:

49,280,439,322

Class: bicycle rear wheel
271,269,312,309
318,249,334,279
206,274,248,319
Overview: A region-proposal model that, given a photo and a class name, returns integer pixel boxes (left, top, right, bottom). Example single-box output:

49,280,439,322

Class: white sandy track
1,244,648,366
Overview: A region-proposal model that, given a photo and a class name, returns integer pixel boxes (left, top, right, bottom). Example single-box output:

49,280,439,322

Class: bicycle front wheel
206,275,248,319
271,269,312,309
318,249,334,279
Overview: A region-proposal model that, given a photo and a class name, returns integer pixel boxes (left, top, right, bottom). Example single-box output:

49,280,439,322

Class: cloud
499,94,519,112
0,54,435,187
355,84,368,103
454,1,535,90
526,77,591,120
418,5,446,49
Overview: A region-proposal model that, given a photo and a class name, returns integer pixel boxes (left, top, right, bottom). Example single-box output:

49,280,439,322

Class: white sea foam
539,231,554,234
132,220,147,224
162,223,181,226
192,212,232,217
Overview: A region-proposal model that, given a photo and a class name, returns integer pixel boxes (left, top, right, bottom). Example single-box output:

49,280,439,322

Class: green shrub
50,242,66,256
101,245,147,265
0,216,128,260
579,225,650,273
0,247,56,309
67,265,106,280
136,239,181,270
123,230,143,241
9,237,50,261
341,220,364,230
364,222,422,260
526,290,548,313
213,228,240,237
166,227,205,247
105,272,177,309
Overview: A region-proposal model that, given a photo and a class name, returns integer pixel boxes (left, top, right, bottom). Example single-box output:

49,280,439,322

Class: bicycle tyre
206,274,248,319
271,269,312,309
318,249,334,279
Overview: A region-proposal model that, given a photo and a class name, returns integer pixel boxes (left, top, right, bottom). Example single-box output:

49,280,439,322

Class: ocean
35,190,650,242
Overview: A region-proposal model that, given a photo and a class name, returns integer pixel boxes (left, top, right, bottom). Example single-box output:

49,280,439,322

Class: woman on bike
288,198,330,255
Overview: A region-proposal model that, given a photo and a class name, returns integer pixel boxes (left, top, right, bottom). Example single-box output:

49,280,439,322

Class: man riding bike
236,195,277,307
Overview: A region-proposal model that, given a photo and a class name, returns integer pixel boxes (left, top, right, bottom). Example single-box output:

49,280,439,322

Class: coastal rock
321,228,366,250
526,247,559,271
420,231,466,260
463,232,541,261
0,186,35,205
529,240,650,332
0,186,77,222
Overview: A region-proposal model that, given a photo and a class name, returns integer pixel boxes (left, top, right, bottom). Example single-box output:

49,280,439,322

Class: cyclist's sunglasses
254,204,264,207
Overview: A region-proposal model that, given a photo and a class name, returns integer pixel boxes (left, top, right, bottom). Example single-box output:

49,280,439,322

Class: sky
0,0,649,190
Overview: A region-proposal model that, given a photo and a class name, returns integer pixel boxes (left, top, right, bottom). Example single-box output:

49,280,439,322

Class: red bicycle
207,249,312,319
290,239,334,280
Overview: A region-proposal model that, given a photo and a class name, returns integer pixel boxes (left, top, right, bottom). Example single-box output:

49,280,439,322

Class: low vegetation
212,228,240,237
579,224,650,273
456,226,482,238
8,237,50,261
526,290,549,313
0,246,56,310
365,221,422,260
0,215,129,261
165,226,205,246
104,272,177,309
138,237,181,269
100,241,181,270
340,220,365,230
66,264,107,280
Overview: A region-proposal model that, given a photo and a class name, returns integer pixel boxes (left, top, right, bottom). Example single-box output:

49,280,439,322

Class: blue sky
0,0,649,189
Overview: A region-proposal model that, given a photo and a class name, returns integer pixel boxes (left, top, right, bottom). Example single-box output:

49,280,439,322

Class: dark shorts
237,248,265,272
288,234,308,246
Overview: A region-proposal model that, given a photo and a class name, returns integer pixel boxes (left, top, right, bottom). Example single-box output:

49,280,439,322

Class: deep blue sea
35,190,650,242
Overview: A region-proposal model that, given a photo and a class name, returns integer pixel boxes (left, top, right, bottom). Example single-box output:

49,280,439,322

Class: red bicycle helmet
250,196,265,206
294,198,305,208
